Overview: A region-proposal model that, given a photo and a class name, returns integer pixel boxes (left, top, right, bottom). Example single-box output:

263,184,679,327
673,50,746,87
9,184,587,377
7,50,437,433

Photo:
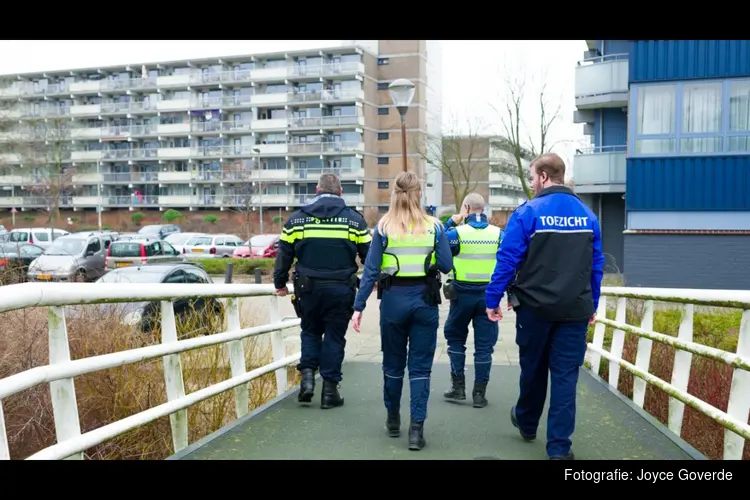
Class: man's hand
450,204,469,225
588,313,597,326
352,311,363,332
486,307,503,322
275,286,289,297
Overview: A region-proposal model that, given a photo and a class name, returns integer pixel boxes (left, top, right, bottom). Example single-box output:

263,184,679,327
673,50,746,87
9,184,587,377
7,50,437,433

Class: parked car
9,228,70,249
95,263,225,338
137,224,181,240
0,242,45,284
164,232,207,254
115,232,140,241
183,234,244,258
105,238,184,270
27,232,113,282
243,234,280,258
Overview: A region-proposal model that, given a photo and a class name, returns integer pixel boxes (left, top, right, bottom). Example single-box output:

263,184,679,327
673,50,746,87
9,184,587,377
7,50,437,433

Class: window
378,58,389,65
378,181,389,189
377,157,389,164
378,108,389,115
377,82,389,90
630,77,750,156
377,132,389,140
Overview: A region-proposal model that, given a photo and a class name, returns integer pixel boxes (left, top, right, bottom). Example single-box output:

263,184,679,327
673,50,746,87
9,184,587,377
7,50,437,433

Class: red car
233,234,279,259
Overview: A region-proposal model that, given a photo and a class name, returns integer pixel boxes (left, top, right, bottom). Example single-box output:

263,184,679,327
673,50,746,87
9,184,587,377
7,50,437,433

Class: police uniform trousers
297,282,356,383
443,287,499,383
379,284,439,422
513,305,589,457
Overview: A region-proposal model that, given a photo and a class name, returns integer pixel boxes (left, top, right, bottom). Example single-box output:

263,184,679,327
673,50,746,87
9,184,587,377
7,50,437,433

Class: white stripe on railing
587,287,750,460
0,282,301,460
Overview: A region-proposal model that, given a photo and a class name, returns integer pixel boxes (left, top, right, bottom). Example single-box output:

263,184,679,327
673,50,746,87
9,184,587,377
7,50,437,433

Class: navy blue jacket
354,221,453,312
485,185,604,322
444,212,504,293
273,194,370,289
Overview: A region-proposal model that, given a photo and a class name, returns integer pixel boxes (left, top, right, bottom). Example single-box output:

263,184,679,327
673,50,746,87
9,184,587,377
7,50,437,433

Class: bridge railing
588,287,750,460
0,282,301,461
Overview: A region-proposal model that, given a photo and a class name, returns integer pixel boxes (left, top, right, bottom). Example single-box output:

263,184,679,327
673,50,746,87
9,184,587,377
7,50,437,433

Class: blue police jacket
485,185,605,322
444,212,504,293
354,221,453,312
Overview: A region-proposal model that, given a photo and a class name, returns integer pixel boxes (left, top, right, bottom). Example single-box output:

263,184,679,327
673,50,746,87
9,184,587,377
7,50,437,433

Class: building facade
436,135,529,224
576,39,750,289
573,39,629,273
0,40,442,230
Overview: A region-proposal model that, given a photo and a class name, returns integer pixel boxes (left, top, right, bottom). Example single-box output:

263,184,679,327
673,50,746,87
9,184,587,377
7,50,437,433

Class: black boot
408,419,426,450
386,411,400,437
298,368,315,403
443,373,466,401
320,379,344,409
472,381,488,408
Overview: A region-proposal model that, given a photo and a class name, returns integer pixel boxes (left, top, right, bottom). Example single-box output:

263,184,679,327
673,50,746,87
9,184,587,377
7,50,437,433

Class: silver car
27,232,112,282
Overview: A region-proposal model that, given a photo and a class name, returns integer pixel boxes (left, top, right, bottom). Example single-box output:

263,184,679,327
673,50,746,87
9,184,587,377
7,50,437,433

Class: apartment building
436,135,529,223
0,40,442,228
575,39,750,289
573,40,629,273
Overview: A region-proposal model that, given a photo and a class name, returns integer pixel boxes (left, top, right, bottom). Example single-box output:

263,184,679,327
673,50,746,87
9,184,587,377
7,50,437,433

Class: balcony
572,145,626,193
70,127,103,140
69,104,101,116
251,118,288,131
72,196,104,207
288,114,364,129
287,141,364,155
342,193,364,205
488,194,525,209
71,173,103,184
157,123,191,135
70,150,103,161
574,54,629,109
251,93,289,106
158,171,191,182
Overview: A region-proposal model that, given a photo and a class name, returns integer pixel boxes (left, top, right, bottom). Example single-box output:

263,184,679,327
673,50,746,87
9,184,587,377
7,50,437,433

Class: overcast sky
0,40,587,175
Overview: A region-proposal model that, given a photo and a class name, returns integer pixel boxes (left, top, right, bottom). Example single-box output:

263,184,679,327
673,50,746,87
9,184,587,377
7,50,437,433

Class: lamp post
388,79,415,172
252,147,263,233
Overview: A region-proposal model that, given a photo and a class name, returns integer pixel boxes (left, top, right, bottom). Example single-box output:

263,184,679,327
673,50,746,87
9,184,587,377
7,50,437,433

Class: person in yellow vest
441,193,504,407
351,171,453,451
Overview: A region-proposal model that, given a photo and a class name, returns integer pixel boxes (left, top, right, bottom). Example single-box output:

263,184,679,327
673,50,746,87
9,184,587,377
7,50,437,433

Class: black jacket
273,194,370,289
485,185,605,322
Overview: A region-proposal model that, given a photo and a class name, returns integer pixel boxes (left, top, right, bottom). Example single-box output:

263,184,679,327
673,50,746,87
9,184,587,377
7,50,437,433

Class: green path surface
172,362,702,460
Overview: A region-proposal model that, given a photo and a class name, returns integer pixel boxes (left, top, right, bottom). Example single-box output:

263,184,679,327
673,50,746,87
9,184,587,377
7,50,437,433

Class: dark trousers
297,283,355,383
380,286,439,422
514,306,589,457
444,290,499,384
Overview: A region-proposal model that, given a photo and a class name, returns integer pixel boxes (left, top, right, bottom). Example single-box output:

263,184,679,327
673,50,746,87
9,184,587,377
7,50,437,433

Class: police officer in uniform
485,153,604,460
351,172,452,451
273,173,371,409
441,193,503,408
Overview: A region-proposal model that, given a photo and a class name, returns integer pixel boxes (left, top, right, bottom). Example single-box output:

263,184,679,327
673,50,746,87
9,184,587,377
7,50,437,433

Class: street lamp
388,79,415,172
252,147,263,233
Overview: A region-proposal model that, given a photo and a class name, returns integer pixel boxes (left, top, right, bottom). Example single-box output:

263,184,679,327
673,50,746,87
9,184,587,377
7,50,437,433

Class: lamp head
388,78,415,116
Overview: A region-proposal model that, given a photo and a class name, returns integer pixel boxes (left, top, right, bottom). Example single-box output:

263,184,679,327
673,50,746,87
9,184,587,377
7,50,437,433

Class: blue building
574,40,750,289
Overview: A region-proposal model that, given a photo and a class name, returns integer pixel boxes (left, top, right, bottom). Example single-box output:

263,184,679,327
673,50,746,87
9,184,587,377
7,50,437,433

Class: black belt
390,276,428,287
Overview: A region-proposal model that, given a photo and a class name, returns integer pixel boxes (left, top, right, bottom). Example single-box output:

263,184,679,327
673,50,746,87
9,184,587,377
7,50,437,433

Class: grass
586,299,749,460
0,297,300,460
193,258,275,277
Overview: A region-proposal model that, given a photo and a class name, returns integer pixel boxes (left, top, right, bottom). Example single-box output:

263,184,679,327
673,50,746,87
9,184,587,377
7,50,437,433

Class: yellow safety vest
380,221,437,277
453,224,501,282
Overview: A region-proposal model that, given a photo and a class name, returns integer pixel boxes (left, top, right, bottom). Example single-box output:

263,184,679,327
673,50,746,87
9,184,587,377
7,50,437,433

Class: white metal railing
587,287,750,460
0,282,301,461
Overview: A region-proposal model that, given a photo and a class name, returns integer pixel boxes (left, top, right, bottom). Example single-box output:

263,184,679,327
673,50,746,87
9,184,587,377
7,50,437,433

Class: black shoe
298,368,315,403
472,381,488,408
510,405,536,441
408,419,426,451
443,373,466,401
386,411,400,437
549,451,575,460
320,379,344,409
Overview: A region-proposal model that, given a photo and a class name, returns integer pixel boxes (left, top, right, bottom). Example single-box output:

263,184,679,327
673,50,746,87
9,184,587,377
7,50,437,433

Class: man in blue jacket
441,193,504,408
485,153,604,460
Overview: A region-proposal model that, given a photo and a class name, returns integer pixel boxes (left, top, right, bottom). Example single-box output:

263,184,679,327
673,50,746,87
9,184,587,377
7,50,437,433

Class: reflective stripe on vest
453,224,501,282
380,221,436,277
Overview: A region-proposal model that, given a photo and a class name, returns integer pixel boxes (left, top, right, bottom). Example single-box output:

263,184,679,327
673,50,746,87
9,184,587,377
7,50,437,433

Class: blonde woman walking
351,171,452,450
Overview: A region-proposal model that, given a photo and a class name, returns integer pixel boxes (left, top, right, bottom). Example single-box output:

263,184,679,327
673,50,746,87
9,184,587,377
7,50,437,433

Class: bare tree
416,115,489,212
221,159,263,239
492,65,564,199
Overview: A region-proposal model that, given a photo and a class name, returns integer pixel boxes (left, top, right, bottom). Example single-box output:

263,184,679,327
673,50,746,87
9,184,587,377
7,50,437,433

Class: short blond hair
461,192,485,212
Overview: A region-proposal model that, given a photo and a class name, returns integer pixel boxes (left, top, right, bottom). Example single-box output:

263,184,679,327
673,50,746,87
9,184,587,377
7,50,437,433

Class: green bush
194,258,275,276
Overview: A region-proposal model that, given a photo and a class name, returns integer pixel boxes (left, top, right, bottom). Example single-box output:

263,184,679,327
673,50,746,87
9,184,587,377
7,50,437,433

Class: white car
183,234,245,258
9,228,70,249
164,232,207,254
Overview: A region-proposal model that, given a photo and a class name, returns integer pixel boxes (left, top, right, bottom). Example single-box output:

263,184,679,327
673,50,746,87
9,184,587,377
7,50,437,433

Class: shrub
587,302,748,460
194,258,275,276
0,297,299,460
